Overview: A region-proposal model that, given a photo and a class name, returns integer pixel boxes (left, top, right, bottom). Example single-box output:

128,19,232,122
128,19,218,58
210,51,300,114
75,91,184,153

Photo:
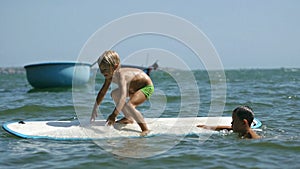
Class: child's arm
244,120,261,139
90,79,111,122
106,74,127,125
197,125,232,131
247,129,261,139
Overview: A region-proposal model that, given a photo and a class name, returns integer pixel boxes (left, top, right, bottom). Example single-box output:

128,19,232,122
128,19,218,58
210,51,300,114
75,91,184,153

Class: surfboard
2,117,262,140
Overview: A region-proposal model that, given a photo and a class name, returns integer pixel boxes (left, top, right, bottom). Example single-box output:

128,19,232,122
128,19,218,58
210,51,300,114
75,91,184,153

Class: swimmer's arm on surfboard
197,125,232,131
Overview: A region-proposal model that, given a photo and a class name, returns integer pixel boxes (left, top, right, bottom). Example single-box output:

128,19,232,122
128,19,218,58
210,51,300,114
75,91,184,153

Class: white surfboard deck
3,117,262,140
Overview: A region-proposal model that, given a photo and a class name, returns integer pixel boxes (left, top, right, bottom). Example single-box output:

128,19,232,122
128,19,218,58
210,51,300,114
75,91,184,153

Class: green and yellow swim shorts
140,85,154,99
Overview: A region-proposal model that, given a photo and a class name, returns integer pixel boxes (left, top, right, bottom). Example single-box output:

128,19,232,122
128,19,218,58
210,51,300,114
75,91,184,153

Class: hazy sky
1,0,299,69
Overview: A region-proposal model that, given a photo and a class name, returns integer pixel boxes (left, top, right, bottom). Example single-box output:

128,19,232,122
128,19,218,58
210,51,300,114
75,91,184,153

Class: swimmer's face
231,112,247,133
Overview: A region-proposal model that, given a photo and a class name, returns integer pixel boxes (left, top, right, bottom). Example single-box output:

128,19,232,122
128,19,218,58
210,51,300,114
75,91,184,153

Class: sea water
0,68,299,169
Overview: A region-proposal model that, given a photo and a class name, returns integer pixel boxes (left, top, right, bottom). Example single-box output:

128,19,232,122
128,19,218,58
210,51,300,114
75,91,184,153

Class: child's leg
116,91,148,126
111,88,149,135
123,103,149,136
126,90,149,134
111,88,136,123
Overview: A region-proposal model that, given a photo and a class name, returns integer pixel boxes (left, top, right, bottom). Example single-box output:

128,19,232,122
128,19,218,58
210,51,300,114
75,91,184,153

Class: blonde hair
98,50,120,67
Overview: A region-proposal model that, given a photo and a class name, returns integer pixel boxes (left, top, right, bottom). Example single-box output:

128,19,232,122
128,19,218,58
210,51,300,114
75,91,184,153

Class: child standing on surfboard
197,106,261,139
90,50,154,136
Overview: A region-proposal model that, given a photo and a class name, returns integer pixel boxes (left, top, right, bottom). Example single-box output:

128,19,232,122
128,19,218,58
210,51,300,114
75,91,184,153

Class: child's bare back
113,67,153,96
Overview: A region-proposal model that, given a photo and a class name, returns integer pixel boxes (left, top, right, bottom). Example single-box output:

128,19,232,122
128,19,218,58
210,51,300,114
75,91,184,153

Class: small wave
0,105,76,122
3,104,74,113
27,87,73,93
250,141,300,152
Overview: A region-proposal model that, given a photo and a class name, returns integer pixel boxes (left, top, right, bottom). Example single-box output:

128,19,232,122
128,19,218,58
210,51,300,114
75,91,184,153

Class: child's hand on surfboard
106,114,116,126
90,108,98,122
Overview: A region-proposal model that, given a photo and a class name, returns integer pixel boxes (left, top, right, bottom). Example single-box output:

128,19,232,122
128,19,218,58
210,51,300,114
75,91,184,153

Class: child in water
197,106,261,139
90,50,154,136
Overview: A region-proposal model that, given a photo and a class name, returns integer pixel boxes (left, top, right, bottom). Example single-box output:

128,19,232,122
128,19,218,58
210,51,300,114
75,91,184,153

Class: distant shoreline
0,67,25,74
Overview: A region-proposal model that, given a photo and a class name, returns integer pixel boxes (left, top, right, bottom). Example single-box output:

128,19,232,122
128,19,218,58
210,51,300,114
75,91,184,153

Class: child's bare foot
140,130,150,137
137,122,149,136
116,117,134,124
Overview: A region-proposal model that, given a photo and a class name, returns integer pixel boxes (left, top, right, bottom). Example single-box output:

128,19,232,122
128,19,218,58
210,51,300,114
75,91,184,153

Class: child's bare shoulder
119,68,144,76
120,67,143,72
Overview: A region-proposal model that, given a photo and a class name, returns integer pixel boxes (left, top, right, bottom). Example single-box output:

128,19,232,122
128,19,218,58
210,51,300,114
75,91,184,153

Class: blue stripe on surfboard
2,122,35,139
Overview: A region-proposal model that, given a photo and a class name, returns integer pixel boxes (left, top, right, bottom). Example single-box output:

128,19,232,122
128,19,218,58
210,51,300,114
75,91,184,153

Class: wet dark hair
233,106,254,127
